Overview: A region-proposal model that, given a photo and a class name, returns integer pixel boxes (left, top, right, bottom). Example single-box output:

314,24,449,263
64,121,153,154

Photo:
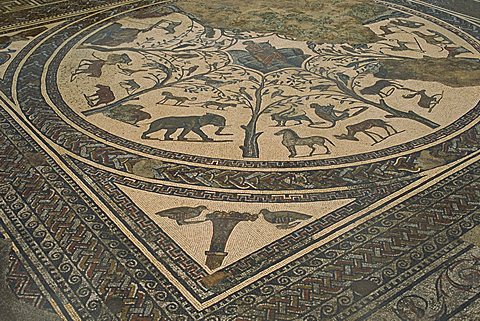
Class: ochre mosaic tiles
0,1,479,320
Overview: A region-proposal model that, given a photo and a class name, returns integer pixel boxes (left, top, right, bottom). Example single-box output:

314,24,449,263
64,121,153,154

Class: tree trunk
240,83,265,158
240,114,262,158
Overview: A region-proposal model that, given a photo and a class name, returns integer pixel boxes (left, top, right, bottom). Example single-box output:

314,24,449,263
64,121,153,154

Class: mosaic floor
0,0,479,320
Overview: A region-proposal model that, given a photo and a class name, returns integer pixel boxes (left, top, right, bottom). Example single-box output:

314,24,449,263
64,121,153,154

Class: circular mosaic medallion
44,1,479,169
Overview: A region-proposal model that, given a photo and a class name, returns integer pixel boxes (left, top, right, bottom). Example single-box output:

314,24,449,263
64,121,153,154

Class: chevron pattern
231,166,480,320
2,102,479,320
1,0,480,320
0,1,65,13
0,111,182,320
5,247,55,312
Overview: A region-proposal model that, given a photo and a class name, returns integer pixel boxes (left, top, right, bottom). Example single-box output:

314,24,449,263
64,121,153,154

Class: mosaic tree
305,42,440,128
72,10,461,159
220,66,336,158
79,13,234,116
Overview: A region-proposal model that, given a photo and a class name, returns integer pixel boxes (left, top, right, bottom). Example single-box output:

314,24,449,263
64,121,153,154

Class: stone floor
0,1,479,320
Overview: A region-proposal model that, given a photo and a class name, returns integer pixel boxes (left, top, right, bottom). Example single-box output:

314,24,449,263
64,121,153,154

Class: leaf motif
271,90,283,98
174,53,199,59
240,87,253,100
338,73,350,84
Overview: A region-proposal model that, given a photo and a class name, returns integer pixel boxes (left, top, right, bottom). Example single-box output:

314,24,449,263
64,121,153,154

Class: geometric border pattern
1,0,479,320
2,85,480,319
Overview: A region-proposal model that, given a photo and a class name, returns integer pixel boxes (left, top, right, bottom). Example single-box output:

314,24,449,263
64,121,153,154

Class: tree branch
82,63,172,116
330,73,440,128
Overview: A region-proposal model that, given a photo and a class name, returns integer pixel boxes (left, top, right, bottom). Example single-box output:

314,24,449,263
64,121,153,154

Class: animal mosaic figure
117,65,148,76
84,84,115,107
334,119,399,145
381,40,421,53
383,40,411,52
0,41,13,63
141,113,227,141
0,27,48,65
185,65,199,76
156,206,207,225
0,26,47,50
444,46,470,58
379,24,397,36
275,128,335,158
193,75,231,88
260,209,312,229
425,29,452,43
402,89,444,112
0,52,12,65
158,20,182,34
71,53,131,81
360,80,404,98
204,101,236,110
157,91,196,106
271,107,315,127
412,29,469,57
243,40,287,66
103,104,151,127
120,79,140,95
310,103,367,128
390,19,425,28
413,30,450,46
11,27,48,41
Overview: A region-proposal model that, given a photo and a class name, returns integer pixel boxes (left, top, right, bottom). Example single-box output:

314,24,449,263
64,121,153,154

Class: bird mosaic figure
260,209,312,229
155,205,208,225
159,20,182,34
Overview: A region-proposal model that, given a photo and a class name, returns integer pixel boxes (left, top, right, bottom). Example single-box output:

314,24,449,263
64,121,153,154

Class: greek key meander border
0,1,478,317
69,156,414,301
219,170,480,319
4,0,476,192
1,100,479,319
42,0,480,168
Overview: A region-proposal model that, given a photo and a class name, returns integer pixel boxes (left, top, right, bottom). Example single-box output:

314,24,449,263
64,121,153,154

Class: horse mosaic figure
275,128,335,158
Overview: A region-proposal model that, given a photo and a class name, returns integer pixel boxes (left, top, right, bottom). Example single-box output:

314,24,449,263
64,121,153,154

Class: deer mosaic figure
334,119,400,145
71,53,131,81
157,91,196,106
